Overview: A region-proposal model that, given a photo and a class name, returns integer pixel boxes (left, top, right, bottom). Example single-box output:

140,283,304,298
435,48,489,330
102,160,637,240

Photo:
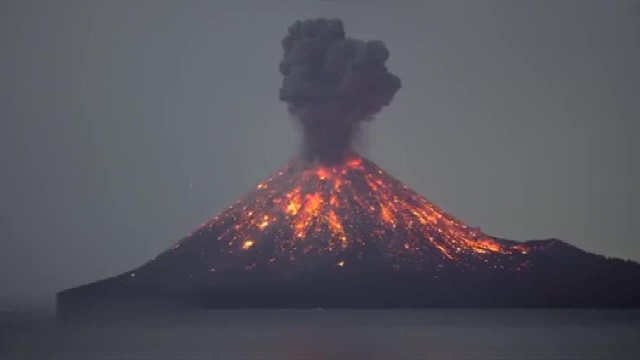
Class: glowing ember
174,151,531,271
241,240,255,250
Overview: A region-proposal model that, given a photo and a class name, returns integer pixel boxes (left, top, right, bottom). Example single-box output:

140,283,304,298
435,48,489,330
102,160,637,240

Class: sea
2,309,640,359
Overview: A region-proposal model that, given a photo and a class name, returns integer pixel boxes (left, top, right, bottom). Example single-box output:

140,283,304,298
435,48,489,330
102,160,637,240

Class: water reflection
3,309,640,359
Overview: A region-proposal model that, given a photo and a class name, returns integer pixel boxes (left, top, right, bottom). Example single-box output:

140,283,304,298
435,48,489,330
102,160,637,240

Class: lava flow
163,151,530,273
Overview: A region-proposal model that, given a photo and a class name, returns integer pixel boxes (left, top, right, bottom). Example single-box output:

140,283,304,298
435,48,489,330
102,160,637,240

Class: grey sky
1,0,638,305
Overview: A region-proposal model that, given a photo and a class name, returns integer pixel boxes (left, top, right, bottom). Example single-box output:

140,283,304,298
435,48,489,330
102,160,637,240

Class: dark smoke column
279,18,402,164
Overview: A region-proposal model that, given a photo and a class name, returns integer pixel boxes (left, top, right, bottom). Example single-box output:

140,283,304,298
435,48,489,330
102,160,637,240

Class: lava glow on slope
167,152,530,271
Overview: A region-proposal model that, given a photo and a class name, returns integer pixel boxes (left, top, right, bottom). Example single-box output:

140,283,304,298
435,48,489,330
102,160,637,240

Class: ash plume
279,18,402,164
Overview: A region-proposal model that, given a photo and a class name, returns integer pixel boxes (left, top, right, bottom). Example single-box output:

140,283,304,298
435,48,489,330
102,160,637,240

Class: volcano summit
58,18,640,318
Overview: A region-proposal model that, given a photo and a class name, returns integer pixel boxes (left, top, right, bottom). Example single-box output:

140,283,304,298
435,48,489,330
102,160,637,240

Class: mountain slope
132,151,530,281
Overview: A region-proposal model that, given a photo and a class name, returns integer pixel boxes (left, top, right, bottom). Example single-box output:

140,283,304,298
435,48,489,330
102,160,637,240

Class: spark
242,240,255,250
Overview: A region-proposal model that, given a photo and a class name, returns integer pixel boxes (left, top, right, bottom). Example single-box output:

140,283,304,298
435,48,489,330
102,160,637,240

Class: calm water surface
2,309,640,359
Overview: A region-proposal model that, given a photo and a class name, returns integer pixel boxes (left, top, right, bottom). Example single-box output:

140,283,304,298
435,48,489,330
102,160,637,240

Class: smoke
279,18,402,164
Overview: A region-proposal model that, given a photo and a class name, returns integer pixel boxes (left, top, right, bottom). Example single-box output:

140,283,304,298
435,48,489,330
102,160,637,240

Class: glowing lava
167,151,530,272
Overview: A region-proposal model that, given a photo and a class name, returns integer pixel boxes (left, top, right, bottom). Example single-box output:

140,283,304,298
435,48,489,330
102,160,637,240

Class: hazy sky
1,0,638,305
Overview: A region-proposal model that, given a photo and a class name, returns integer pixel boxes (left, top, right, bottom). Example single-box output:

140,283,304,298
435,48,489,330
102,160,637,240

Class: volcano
58,152,640,319
152,152,532,274
57,17,640,318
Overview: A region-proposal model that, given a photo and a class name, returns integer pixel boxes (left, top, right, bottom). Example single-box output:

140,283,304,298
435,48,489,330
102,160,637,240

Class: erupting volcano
165,152,530,273
58,18,640,318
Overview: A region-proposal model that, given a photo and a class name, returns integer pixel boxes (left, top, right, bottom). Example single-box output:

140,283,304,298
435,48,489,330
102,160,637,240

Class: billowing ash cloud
279,18,402,164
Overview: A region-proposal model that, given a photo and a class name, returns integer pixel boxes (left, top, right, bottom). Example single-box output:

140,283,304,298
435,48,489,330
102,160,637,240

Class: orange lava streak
316,167,331,180
326,210,348,248
293,192,323,238
285,187,303,216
